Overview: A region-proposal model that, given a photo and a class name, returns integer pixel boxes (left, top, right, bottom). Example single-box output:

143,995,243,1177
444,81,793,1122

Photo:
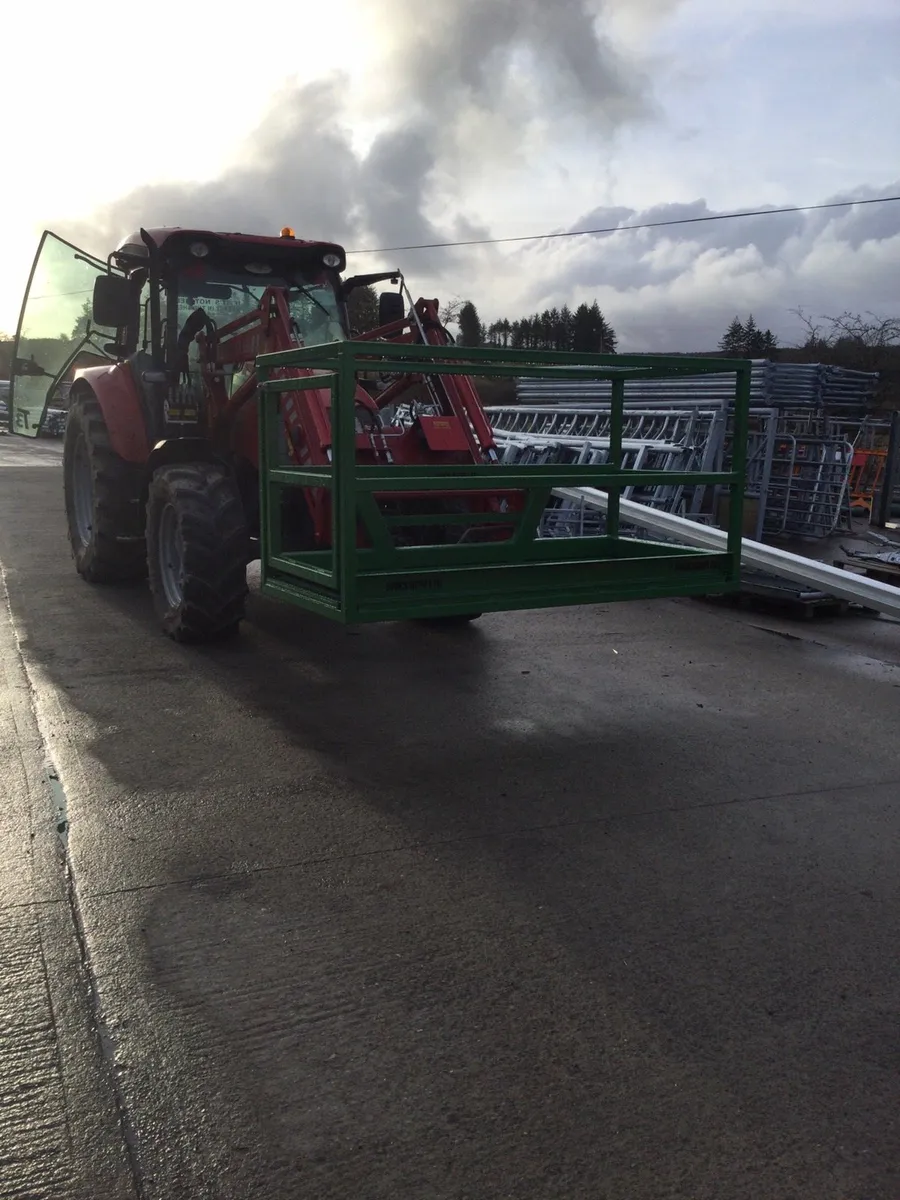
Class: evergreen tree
719,315,778,358
477,299,616,354
347,285,379,335
719,316,745,354
591,301,617,352
743,314,762,355
458,301,483,347
572,303,594,353
557,305,573,352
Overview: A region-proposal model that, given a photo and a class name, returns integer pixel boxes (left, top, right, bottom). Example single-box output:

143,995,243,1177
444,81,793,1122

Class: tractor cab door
8,232,121,438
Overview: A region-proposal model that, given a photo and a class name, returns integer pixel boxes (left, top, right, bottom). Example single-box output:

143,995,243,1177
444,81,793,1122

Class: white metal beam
551,487,900,621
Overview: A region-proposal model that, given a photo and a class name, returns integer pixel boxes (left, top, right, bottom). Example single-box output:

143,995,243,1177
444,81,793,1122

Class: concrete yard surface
0,434,898,1199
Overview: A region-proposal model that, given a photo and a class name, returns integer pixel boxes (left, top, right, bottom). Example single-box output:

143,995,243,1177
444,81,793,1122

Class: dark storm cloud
353,124,451,271
386,0,646,127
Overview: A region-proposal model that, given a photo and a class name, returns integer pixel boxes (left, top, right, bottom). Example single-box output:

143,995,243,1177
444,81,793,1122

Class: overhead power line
346,194,900,256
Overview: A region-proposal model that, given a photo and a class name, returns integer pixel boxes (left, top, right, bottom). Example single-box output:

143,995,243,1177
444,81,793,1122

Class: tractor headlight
189,241,210,258
322,253,341,268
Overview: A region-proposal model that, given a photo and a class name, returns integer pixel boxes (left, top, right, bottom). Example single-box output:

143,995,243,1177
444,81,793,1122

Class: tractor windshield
176,265,345,347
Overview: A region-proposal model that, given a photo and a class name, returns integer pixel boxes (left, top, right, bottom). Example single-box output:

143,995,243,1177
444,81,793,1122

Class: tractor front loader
9,227,752,641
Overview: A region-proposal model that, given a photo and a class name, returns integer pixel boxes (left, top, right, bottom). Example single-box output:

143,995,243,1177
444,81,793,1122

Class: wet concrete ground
0,434,898,1199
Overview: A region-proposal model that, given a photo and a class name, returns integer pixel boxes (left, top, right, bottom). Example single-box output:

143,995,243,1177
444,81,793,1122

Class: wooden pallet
833,558,900,588
700,571,870,620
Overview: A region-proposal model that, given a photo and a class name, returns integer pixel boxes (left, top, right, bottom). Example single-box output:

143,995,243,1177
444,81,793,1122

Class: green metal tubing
266,463,739,491
263,359,738,383
607,377,624,539
266,394,284,561
267,532,710,575
266,555,336,585
264,555,735,624
728,365,751,564
261,577,343,619
257,339,750,376
271,537,721,572
334,349,358,617
351,468,739,490
257,386,273,585
258,374,337,394
510,486,552,548
255,340,752,623
354,492,393,553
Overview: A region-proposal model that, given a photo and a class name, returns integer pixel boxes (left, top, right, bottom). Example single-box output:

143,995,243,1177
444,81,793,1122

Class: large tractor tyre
63,392,147,583
146,462,250,643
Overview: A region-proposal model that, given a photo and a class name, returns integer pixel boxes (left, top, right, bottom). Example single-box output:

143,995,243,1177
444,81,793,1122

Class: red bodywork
75,230,517,548
199,290,514,546
76,363,150,463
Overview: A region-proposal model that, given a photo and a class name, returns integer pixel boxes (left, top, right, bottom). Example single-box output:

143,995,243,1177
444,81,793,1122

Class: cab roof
113,228,346,273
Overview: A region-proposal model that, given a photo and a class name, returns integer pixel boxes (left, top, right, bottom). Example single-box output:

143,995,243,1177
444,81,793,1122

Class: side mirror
378,291,405,328
92,274,133,330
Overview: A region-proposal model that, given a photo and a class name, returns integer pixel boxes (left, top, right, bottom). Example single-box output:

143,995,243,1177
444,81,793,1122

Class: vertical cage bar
256,368,273,584
333,346,359,619
728,364,751,575
607,377,624,539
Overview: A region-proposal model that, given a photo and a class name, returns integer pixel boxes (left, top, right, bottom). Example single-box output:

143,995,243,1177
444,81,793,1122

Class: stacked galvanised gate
488,403,750,537
491,361,880,542
491,404,853,542
255,342,751,623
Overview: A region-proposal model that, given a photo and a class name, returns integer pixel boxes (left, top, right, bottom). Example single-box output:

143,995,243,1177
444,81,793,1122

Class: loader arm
353,297,498,462
181,280,512,551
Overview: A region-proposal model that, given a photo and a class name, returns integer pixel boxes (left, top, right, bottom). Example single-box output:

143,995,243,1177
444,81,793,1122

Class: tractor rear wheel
63,391,147,582
146,462,250,643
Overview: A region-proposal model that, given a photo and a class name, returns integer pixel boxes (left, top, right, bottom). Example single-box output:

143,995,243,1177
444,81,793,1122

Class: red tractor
12,226,500,641
11,228,750,636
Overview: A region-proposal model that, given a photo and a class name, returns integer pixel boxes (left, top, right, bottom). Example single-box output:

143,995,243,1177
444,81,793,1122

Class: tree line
455,300,617,353
718,315,778,357
345,289,619,353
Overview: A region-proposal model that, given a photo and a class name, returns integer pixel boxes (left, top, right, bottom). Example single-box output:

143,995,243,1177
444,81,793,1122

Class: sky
1,0,898,351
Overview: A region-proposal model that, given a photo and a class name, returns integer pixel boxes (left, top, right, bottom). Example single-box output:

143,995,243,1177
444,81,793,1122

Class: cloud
56,79,362,259
52,0,662,269
375,0,648,129
502,184,900,349
45,0,897,355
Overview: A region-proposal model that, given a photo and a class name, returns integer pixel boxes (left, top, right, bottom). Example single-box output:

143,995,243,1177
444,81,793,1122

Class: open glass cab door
9,232,121,437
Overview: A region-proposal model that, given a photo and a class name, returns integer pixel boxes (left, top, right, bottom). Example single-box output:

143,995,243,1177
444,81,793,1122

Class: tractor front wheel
63,391,147,583
146,462,250,643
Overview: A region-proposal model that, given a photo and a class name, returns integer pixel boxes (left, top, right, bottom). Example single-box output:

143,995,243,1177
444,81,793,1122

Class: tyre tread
147,462,249,643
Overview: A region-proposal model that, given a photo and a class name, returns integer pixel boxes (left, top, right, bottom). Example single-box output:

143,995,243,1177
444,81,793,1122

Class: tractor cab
7,226,361,443
107,226,350,361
